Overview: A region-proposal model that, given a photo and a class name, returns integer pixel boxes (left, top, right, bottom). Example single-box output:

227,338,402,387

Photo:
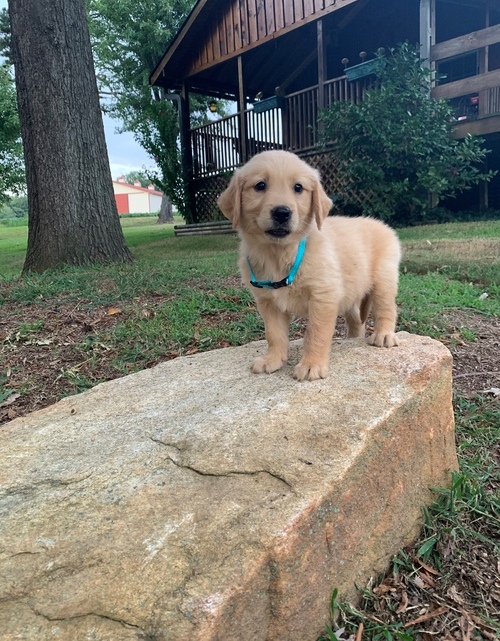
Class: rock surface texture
0,332,457,641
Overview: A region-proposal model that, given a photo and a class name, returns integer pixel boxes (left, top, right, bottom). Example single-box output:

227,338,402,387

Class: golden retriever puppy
218,150,401,381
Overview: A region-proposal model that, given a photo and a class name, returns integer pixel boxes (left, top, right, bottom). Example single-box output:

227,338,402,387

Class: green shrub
319,43,495,225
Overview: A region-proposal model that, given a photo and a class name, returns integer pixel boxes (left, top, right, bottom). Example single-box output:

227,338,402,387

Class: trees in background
87,0,225,220
0,64,25,206
319,43,495,225
8,0,133,273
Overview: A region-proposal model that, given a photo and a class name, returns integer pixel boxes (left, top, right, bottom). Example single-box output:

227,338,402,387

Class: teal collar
247,237,307,289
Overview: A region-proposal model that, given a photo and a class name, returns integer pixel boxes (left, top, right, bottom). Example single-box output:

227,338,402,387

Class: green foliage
0,195,28,219
0,64,25,205
319,43,495,225
122,170,151,187
0,8,12,65
87,0,227,221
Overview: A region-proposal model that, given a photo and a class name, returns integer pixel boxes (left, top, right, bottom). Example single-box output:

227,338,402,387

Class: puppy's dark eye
294,183,303,194
255,181,266,191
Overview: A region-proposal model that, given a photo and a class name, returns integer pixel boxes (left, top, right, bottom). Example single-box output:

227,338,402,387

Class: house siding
186,0,358,76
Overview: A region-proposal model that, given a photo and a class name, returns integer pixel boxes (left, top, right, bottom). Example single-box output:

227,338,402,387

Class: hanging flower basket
345,58,383,82
253,95,286,113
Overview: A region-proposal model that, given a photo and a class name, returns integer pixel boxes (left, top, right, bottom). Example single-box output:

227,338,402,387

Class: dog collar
247,237,307,289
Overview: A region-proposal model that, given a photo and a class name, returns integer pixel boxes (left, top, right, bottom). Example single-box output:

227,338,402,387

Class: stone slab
0,332,457,640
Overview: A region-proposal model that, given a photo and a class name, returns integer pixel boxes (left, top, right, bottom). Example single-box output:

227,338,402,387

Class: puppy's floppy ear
218,170,242,229
311,170,333,230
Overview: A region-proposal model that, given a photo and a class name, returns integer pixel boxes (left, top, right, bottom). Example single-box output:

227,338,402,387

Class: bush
319,43,496,225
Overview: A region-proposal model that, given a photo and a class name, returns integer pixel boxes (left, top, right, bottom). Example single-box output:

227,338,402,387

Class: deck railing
190,74,374,178
191,113,240,178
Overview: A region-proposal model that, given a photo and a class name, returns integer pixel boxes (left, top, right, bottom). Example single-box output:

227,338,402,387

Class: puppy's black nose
271,206,291,225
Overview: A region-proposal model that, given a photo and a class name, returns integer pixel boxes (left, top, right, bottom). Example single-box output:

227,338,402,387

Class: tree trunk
157,194,174,223
8,0,133,273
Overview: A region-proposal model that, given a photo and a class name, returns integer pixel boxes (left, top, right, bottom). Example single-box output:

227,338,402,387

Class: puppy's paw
251,355,285,374
293,361,328,382
368,332,399,348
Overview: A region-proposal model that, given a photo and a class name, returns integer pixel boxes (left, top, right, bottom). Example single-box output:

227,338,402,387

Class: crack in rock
150,436,293,490
167,455,294,491
32,607,152,637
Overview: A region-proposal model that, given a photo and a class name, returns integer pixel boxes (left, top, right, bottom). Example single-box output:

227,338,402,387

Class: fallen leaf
414,556,441,576
396,590,409,614
0,392,21,408
420,571,438,589
447,585,466,605
106,307,122,316
373,583,395,595
459,614,474,641
404,605,449,627
412,574,426,589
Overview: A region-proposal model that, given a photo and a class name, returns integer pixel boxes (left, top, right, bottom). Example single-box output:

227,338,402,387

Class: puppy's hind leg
252,298,291,374
368,270,399,348
345,296,370,339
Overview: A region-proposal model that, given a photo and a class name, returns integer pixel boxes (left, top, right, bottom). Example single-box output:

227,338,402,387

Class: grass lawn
0,215,498,639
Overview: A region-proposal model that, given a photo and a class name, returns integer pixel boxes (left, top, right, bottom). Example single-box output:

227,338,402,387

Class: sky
1,0,152,181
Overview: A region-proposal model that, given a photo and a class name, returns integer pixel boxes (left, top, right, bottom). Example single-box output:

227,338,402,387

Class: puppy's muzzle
267,206,291,238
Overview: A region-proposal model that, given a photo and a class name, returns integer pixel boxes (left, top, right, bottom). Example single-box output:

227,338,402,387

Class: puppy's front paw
293,361,328,382
368,332,399,348
252,354,285,374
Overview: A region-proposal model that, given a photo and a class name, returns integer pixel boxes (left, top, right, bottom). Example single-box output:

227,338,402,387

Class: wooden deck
190,74,374,180
184,18,500,223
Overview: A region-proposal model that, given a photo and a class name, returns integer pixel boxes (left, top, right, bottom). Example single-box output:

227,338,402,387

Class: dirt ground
0,301,498,423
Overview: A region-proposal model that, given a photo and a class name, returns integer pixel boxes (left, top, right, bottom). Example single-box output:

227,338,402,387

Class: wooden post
317,19,326,110
180,83,196,222
420,0,436,211
420,0,435,72
478,7,489,118
237,56,248,163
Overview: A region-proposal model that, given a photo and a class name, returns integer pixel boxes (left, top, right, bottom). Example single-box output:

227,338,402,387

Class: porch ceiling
150,7,320,100
186,22,319,101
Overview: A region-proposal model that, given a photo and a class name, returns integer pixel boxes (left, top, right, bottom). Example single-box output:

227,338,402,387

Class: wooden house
150,0,500,222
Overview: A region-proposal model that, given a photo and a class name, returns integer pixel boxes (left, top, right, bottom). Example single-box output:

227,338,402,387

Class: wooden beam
452,114,500,138
279,47,317,92
150,0,211,85
430,23,500,62
432,68,500,99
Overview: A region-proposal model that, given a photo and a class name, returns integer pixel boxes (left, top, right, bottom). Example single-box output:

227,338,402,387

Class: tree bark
157,194,174,223
8,0,133,273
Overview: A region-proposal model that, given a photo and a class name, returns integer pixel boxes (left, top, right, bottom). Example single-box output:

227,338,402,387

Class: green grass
1,216,499,639
0,218,498,369
397,219,500,241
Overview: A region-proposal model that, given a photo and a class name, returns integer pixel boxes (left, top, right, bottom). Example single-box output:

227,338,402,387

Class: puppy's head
218,151,332,242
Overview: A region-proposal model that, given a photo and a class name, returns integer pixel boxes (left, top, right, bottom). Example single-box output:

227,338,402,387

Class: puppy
218,150,401,381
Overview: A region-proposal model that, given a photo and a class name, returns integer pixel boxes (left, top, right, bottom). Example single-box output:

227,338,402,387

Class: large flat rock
0,332,457,641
